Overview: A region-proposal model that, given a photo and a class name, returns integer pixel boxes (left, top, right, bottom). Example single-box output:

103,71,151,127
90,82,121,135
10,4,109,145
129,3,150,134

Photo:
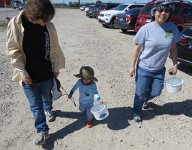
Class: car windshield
141,3,154,15
126,8,141,15
113,5,128,11
16,1,23,6
89,6,95,10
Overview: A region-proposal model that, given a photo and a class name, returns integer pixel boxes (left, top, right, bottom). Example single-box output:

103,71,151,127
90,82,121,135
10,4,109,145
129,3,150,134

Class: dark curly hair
25,0,55,22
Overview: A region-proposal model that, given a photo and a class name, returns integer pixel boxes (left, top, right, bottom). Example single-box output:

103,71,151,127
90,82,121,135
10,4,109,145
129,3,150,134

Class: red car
135,0,192,32
177,26,192,66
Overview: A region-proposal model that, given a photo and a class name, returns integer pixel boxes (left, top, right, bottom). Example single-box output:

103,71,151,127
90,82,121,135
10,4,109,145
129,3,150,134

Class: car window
182,4,192,17
107,4,119,9
141,3,154,15
127,8,141,14
172,3,181,16
128,5,144,9
113,5,128,11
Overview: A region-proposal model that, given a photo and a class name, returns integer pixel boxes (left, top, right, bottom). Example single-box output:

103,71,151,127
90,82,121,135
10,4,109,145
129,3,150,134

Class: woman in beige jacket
6,0,65,145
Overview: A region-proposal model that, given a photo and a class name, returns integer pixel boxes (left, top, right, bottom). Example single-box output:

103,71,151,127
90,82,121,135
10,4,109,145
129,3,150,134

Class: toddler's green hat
74,66,98,82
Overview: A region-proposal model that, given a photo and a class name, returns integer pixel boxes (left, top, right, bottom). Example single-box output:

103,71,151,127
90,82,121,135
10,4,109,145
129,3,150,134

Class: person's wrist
130,66,135,70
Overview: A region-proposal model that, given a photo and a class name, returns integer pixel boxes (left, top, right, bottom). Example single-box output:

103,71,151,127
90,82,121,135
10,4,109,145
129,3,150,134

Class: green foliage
0,22,7,28
96,1,102,5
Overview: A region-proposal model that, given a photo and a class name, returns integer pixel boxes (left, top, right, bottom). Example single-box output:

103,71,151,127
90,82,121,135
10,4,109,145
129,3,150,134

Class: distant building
0,0,11,7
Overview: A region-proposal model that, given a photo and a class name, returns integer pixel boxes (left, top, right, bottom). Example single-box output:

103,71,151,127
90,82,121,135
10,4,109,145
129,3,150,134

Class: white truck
98,3,144,28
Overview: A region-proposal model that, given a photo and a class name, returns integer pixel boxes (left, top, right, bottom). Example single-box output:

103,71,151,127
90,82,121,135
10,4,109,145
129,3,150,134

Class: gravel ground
0,8,192,150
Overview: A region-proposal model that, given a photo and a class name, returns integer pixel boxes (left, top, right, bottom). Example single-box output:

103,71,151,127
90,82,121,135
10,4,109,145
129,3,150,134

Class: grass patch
0,22,7,28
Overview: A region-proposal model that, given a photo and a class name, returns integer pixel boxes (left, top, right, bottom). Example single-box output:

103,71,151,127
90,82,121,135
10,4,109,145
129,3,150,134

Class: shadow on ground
143,99,192,120
42,99,192,149
42,106,133,149
120,30,136,35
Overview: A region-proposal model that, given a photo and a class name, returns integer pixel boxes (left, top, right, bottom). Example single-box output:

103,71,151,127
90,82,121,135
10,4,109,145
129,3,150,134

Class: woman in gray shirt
129,1,180,122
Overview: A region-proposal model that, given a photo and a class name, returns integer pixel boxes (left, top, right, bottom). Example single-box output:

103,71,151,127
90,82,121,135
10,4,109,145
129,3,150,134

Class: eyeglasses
157,8,171,13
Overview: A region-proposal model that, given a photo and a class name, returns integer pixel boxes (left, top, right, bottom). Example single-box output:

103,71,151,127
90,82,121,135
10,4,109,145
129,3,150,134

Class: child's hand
68,94,72,99
97,100,103,104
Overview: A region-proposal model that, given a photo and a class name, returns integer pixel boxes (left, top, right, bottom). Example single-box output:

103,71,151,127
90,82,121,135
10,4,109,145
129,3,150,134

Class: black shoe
35,131,50,145
45,110,55,122
133,114,142,122
143,102,149,110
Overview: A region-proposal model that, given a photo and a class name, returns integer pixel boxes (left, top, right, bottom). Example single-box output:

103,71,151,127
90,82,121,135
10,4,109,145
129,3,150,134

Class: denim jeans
79,101,93,121
133,66,166,116
22,78,53,133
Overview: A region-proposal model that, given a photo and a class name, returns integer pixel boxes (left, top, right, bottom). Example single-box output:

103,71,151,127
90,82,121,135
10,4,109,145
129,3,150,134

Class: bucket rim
165,77,184,86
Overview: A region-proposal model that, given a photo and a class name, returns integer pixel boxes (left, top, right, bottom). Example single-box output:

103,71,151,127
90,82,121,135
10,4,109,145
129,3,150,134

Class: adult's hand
22,77,32,85
129,44,141,77
129,67,135,77
53,72,59,77
168,64,177,75
68,94,72,99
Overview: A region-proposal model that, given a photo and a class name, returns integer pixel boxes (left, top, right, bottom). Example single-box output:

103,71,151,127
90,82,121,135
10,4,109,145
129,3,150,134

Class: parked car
11,0,23,10
135,0,192,32
177,26,192,66
114,7,142,32
98,3,145,28
96,3,120,17
86,5,101,18
84,5,95,12
80,6,86,11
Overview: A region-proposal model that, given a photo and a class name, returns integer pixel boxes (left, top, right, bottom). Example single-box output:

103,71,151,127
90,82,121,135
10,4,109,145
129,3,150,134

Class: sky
51,0,153,4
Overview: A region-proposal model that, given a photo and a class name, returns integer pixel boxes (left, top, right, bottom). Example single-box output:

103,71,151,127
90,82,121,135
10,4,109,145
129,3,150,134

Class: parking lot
0,8,192,150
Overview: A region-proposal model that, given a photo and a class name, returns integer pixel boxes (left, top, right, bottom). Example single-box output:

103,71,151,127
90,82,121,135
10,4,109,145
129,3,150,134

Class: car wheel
121,29,127,33
110,18,116,28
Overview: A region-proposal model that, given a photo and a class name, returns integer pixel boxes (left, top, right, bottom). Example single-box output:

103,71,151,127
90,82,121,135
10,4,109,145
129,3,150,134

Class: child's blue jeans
79,101,93,121
133,66,166,116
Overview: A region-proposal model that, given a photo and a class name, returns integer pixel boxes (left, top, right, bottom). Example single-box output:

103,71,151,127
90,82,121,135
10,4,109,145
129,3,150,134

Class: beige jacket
6,10,65,82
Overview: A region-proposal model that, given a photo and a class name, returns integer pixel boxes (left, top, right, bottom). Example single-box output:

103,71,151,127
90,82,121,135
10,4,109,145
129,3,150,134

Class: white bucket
91,103,109,120
165,77,184,94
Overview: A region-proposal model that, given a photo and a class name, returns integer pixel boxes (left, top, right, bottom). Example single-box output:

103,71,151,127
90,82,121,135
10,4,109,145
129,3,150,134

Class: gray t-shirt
133,22,181,71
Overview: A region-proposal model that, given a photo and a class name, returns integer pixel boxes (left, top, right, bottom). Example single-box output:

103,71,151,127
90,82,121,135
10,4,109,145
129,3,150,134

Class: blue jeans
22,79,53,133
133,66,165,116
79,101,93,121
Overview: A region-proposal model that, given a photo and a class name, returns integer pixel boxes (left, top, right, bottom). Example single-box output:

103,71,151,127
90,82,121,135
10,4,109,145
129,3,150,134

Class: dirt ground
0,8,192,150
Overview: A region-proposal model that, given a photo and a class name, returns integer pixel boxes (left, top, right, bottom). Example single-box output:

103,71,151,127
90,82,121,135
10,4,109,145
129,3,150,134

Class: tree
68,2,72,7
96,0,102,5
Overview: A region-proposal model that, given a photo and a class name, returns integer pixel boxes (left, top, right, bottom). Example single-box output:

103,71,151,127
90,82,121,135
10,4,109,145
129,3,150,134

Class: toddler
68,66,103,128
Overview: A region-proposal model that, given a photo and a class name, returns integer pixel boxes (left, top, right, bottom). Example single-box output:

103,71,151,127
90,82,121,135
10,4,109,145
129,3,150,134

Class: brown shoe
86,121,93,128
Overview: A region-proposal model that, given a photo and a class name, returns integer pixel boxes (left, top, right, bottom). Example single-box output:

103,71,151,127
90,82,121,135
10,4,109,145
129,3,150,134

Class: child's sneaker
86,121,93,128
35,131,50,145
